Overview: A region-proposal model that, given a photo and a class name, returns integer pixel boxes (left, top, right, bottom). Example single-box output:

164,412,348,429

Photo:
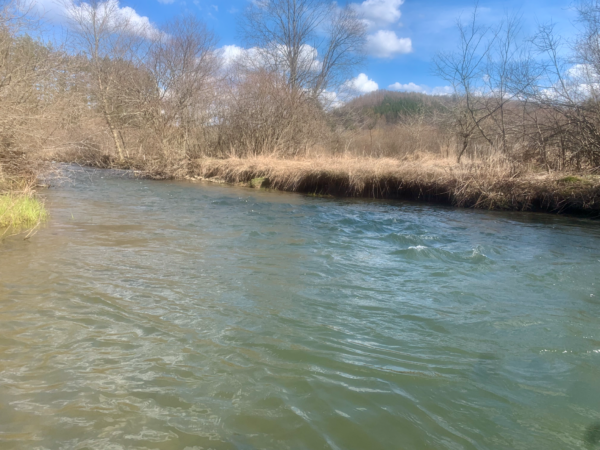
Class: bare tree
66,0,151,161
0,0,71,188
0,2,58,147
434,5,497,161
530,1,600,168
216,67,331,157
483,13,537,155
575,0,600,93
434,6,536,161
219,0,366,156
146,16,219,159
239,0,366,101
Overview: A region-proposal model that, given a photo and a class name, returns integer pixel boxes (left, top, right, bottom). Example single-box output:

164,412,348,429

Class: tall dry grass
189,154,600,215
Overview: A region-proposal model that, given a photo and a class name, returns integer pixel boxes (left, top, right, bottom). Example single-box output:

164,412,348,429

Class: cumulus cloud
320,90,344,109
219,44,247,66
567,63,594,81
365,30,412,58
218,45,267,70
345,73,379,93
350,0,411,59
218,43,322,72
352,0,404,30
554,63,600,99
388,82,452,95
28,0,159,38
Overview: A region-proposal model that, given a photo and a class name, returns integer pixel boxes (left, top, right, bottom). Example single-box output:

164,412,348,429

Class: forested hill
342,90,451,123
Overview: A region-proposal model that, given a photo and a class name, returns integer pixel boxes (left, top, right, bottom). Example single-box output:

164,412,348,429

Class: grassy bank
52,149,600,215
1,150,48,235
0,193,48,231
189,156,600,216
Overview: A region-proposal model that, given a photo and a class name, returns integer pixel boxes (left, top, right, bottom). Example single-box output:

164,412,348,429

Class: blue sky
32,0,579,95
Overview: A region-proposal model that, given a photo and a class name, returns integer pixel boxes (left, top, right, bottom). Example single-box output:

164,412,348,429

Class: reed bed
189,156,600,215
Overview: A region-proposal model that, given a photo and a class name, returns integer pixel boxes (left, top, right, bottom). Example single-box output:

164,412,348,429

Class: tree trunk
457,138,468,163
98,80,124,162
102,104,124,162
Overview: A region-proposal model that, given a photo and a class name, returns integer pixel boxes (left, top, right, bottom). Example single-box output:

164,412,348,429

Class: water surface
1,166,600,449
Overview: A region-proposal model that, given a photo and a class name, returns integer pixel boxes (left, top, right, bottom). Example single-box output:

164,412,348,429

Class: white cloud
567,64,593,81
28,0,159,38
345,73,379,93
320,90,343,109
388,82,452,95
219,44,247,66
365,30,412,58
351,1,410,59
296,44,322,71
352,0,404,30
557,63,600,99
218,43,322,72
531,63,600,101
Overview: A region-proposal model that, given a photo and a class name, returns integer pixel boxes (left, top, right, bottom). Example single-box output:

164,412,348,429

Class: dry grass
49,146,600,215
189,155,600,215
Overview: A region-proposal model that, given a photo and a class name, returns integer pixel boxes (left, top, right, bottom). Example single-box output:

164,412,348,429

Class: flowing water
1,166,600,450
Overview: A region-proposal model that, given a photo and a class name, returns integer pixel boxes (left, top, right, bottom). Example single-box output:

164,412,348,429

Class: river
1,166,599,449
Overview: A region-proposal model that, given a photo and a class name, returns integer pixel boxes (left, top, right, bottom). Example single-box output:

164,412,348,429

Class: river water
1,166,599,450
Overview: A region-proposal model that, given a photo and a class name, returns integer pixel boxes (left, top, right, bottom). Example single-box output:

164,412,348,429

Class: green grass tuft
559,176,583,183
249,177,270,188
0,194,48,229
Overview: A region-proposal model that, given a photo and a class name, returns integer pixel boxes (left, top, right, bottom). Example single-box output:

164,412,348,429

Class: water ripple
1,166,599,449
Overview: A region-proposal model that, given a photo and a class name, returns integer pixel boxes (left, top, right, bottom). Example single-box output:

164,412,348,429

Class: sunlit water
1,166,600,450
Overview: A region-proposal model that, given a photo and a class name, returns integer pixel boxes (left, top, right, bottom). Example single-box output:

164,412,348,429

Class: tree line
434,2,600,168
0,0,366,174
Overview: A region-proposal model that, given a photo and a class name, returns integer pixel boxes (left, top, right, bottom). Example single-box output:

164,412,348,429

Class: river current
1,166,599,449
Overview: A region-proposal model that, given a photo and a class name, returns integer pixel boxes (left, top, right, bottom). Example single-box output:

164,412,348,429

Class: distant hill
340,90,451,124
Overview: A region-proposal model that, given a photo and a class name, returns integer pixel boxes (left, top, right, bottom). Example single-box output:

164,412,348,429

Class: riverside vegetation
0,149,47,235
2,0,600,221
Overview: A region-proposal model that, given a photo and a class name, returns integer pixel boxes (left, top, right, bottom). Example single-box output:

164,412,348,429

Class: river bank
0,151,48,236
0,194,47,229
49,149,600,216
188,156,600,216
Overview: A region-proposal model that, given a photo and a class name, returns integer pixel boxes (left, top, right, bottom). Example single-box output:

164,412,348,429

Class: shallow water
1,166,600,450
